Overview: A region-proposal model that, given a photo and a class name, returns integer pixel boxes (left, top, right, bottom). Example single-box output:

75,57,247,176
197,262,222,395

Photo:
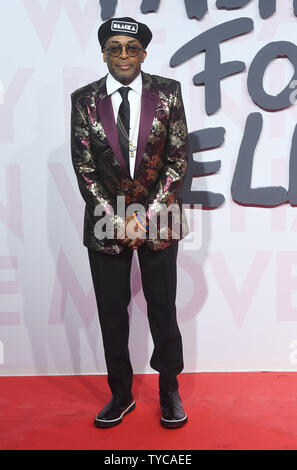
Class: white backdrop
1,0,297,376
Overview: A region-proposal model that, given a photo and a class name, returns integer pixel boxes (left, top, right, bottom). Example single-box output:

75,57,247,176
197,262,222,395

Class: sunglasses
104,44,144,58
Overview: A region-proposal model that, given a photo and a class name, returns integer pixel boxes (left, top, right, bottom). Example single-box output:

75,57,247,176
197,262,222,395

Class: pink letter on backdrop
63,67,99,140
271,158,287,232
0,69,34,143
132,253,204,322
0,256,21,325
23,0,98,50
48,248,96,327
0,165,23,240
208,251,272,328
276,251,297,321
48,163,84,238
230,159,246,232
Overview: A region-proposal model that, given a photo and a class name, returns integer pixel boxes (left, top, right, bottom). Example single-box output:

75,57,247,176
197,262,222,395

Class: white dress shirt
106,72,142,179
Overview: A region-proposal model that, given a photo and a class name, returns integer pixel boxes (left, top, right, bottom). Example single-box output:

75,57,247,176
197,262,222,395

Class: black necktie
117,86,131,170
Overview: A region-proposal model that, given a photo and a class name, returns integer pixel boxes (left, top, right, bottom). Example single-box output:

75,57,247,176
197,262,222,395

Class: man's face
103,35,147,85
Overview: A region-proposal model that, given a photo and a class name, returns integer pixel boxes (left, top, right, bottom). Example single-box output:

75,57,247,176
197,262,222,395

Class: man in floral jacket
71,16,189,429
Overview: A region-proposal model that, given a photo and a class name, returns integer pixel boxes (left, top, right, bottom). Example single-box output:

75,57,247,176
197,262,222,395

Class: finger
128,242,138,250
126,220,140,240
129,237,144,249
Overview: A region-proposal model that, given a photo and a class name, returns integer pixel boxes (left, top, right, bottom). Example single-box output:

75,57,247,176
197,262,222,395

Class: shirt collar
106,72,142,96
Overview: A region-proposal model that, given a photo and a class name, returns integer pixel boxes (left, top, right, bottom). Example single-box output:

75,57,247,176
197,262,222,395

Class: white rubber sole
94,400,135,428
161,413,188,428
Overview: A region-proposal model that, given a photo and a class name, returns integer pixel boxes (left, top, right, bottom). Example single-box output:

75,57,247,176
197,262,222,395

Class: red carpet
1,372,297,450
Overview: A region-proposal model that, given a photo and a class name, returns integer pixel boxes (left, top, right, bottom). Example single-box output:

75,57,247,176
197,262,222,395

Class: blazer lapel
96,78,131,179
95,73,159,180
134,73,159,176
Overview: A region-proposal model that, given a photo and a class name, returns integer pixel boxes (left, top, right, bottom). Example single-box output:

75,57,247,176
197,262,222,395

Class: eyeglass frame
103,44,144,58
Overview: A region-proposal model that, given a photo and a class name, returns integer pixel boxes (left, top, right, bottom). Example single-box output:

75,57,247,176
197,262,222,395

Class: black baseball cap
98,17,153,50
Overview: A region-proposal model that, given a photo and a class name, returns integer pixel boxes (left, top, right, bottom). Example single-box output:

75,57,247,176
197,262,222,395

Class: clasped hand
116,215,146,250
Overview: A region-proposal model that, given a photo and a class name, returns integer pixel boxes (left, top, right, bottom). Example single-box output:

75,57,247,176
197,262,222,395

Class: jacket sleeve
139,81,189,239
71,93,125,237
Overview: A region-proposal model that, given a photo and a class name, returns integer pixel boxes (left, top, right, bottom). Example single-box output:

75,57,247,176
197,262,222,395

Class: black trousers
88,242,184,396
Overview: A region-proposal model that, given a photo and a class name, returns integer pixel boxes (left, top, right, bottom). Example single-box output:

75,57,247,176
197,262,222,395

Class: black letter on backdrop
170,18,253,115
185,0,208,19
99,0,297,19
141,0,209,18
216,0,276,19
217,0,251,9
182,128,226,209
100,0,117,20
231,113,287,207
247,41,297,111
141,0,161,13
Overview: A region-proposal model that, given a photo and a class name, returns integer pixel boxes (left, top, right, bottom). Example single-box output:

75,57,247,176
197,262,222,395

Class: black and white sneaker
159,390,188,428
94,394,135,428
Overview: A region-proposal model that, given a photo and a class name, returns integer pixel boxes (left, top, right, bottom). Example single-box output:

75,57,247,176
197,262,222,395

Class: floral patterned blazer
71,71,189,255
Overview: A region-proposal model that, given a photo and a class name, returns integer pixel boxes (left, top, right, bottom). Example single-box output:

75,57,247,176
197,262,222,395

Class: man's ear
102,49,107,63
141,50,147,63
